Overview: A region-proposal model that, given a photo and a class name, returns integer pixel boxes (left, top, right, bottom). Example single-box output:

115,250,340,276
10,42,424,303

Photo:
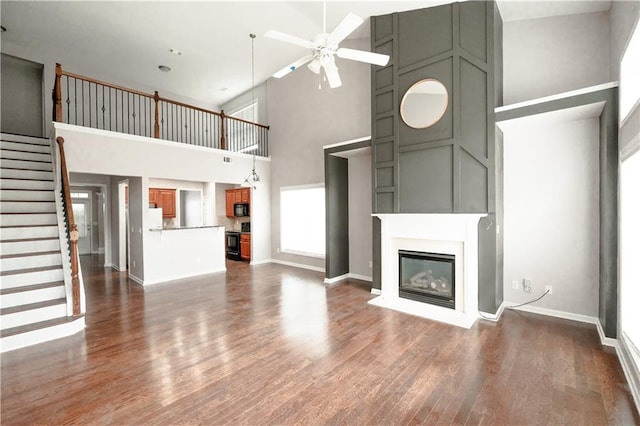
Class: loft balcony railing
52,63,269,157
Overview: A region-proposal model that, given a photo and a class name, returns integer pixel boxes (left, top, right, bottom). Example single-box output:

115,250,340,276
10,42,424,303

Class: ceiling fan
265,2,390,88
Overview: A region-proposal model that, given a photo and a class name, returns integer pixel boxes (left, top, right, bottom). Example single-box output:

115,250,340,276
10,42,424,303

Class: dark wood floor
1,255,638,425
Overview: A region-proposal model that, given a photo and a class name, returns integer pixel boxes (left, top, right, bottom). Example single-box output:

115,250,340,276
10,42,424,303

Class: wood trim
55,137,81,317
53,63,62,122
220,110,227,150
153,91,160,139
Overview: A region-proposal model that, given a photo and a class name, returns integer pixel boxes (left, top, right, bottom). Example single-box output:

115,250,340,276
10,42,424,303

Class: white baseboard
270,258,325,273
324,273,373,285
616,333,640,414
349,273,373,282
324,273,349,284
371,288,381,295
479,301,506,322
110,264,127,272
505,302,617,347
250,259,271,266
129,274,143,285
141,268,226,286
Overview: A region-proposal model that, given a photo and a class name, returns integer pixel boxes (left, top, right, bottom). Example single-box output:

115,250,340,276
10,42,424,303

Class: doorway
118,180,129,271
71,193,92,255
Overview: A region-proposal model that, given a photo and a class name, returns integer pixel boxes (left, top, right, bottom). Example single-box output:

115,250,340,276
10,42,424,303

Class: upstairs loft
51,63,269,157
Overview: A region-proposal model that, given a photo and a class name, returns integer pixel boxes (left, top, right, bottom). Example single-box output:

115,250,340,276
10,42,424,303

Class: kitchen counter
143,226,225,285
149,225,224,232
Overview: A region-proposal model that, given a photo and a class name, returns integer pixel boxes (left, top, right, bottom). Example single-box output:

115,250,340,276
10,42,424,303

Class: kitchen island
143,225,225,285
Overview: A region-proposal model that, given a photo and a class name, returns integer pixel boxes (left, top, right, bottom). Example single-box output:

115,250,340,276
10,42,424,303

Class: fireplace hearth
399,250,455,309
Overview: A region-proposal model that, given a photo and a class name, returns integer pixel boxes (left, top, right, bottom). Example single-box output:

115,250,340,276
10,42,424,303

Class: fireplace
369,214,484,329
399,250,455,309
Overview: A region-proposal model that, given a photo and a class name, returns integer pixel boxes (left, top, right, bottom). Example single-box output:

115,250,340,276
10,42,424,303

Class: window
280,185,325,257
620,149,640,357
620,21,640,124
70,192,89,199
228,101,259,153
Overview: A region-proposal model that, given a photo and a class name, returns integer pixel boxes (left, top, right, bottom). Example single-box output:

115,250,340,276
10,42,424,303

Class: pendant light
244,33,261,189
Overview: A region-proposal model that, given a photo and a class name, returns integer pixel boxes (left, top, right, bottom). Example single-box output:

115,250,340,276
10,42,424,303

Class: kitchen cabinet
225,188,251,217
225,190,235,218
240,188,250,203
240,233,251,261
150,188,176,218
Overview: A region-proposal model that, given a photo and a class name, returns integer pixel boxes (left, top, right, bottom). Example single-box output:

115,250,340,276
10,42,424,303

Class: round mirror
400,79,449,129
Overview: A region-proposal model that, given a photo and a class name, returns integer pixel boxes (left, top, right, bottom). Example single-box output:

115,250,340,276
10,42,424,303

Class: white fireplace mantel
370,213,487,329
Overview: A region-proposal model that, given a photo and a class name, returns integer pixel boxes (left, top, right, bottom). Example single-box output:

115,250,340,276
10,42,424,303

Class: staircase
0,133,84,353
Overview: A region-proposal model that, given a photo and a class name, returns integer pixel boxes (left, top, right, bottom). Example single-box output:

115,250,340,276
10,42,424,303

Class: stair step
0,140,51,154
0,225,59,240
0,237,60,256
0,213,57,226
0,149,51,163
0,201,56,214
1,315,85,353
0,159,52,172
0,189,55,202
0,178,54,190
0,134,50,146
0,251,62,273
0,168,53,181
0,298,67,330
0,282,65,309
0,266,64,289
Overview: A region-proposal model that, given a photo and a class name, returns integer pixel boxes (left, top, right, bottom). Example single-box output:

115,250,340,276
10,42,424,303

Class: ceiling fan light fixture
308,59,321,74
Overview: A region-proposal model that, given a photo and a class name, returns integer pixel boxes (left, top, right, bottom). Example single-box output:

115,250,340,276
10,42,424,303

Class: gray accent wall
325,154,349,278
371,1,503,313
1,53,44,137
371,1,500,214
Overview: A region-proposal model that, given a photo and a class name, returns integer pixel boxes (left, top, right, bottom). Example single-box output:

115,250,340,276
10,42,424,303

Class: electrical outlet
512,280,520,290
369,260,373,268
545,285,553,295
133,260,136,267
523,279,532,293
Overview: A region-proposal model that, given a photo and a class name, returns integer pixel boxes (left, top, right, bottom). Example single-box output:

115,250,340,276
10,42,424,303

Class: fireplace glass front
398,250,455,309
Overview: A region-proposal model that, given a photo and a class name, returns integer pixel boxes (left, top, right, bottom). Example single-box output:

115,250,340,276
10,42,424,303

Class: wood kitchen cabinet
240,188,250,203
225,188,251,217
149,188,176,218
240,233,251,261
225,190,235,218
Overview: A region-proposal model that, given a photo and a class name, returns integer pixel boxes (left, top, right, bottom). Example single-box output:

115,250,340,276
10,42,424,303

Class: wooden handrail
53,64,269,154
157,96,223,118
56,137,81,317
225,114,271,130
59,69,154,99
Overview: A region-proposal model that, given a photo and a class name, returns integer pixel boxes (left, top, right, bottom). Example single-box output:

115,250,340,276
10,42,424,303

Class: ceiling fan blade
327,13,363,46
336,48,390,67
264,30,314,49
273,55,315,78
321,55,342,88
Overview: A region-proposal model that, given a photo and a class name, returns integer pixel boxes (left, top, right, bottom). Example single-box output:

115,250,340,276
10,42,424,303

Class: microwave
234,203,249,217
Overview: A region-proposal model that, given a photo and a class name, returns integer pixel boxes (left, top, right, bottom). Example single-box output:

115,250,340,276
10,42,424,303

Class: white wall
348,150,372,278
267,38,372,270
503,12,610,105
502,117,600,316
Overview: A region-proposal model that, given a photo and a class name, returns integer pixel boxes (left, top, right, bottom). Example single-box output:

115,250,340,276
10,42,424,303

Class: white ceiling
0,1,611,110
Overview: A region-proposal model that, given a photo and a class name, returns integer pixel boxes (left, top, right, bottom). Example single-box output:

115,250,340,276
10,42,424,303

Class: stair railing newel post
53,63,63,122
153,91,160,138
55,137,81,317
220,110,226,151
